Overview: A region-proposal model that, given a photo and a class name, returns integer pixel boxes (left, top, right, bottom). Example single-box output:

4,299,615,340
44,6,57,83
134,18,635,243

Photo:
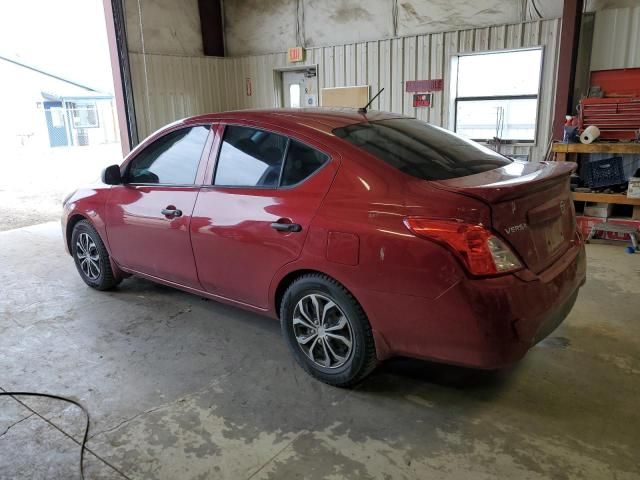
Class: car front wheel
71,220,120,290
280,274,377,387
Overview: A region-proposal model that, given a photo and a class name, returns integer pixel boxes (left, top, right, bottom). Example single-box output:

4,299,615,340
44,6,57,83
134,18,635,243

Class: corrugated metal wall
130,18,561,161
590,6,640,71
129,53,230,139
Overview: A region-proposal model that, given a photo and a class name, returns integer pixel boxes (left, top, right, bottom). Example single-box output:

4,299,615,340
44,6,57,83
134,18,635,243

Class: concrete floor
0,222,639,480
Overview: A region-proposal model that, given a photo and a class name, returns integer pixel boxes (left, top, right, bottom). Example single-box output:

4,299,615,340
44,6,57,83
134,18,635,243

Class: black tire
71,220,121,291
280,274,378,387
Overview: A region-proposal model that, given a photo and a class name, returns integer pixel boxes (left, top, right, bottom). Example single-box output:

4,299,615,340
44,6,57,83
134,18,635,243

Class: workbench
551,142,640,217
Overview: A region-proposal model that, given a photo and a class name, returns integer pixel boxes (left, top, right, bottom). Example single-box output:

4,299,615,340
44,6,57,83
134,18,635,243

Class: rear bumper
362,243,587,368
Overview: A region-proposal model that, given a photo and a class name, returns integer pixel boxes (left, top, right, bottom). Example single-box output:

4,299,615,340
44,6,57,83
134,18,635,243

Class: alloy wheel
76,232,101,280
292,293,353,369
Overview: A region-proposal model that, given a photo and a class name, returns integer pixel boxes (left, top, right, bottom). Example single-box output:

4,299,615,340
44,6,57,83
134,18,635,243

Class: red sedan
62,109,586,387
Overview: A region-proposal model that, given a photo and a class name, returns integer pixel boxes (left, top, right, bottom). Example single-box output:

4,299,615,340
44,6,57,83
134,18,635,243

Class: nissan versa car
62,109,586,387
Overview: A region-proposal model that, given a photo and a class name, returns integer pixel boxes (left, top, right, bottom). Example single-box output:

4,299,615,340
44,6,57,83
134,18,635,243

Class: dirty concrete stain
234,0,291,16
89,389,298,480
597,353,640,375
253,416,640,480
405,394,435,408
399,0,510,31
539,336,571,349
329,6,373,23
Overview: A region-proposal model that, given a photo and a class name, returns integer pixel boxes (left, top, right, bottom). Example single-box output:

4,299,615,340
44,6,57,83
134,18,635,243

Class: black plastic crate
585,156,626,188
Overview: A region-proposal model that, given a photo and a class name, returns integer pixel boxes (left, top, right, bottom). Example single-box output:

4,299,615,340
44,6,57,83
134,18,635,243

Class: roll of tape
580,125,600,144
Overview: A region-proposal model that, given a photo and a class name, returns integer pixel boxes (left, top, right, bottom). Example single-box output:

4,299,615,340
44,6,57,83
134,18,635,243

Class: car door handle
161,207,182,217
270,221,302,232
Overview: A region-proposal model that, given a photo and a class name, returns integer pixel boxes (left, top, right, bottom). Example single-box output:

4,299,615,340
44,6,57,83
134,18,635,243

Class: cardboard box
628,177,640,199
583,202,614,218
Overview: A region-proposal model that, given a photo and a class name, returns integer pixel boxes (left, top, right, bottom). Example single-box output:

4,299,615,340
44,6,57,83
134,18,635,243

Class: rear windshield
333,118,512,181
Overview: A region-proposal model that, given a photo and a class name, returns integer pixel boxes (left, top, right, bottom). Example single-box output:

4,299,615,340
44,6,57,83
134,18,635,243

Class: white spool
580,125,601,144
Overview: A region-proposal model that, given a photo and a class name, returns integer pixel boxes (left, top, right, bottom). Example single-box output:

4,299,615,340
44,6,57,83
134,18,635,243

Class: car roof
184,108,407,134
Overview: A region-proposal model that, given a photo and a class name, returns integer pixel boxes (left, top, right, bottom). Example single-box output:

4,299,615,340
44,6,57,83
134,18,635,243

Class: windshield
333,118,512,181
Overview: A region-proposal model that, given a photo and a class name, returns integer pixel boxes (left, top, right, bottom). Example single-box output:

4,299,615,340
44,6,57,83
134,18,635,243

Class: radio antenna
358,88,384,114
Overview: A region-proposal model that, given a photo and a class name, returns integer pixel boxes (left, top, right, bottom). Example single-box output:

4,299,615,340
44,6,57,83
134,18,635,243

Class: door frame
273,64,319,108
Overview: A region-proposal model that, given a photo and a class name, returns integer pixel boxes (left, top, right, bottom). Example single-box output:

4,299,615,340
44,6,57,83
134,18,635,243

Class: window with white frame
454,48,543,143
69,102,99,128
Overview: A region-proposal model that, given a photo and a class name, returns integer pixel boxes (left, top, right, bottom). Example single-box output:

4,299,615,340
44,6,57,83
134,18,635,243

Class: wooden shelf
552,143,640,215
552,142,640,155
572,192,640,206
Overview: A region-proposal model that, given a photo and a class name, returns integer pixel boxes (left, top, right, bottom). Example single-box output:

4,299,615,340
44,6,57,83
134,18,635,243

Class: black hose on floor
0,391,89,480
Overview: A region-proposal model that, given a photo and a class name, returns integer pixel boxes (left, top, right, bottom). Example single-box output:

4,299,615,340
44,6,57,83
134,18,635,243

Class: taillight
403,217,523,276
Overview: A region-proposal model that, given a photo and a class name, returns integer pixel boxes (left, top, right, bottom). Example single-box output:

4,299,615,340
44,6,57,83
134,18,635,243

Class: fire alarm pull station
413,93,432,107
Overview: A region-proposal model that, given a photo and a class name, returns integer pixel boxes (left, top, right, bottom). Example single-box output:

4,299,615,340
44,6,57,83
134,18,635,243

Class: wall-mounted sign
406,79,443,92
245,77,252,96
413,93,432,108
288,47,304,62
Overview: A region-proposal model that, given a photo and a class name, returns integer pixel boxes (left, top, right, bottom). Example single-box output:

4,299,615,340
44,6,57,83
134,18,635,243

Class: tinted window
214,126,287,187
127,126,210,184
281,140,329,186
333,118,511,181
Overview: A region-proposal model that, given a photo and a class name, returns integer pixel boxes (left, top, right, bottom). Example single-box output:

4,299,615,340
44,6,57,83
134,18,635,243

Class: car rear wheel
280,274,377,387
71,220,120,290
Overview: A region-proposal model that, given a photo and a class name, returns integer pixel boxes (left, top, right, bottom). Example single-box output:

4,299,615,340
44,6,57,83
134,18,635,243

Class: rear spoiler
432,161,576,203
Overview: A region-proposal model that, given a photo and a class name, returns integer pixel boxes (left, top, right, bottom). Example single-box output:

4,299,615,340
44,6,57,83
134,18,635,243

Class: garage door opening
0,0,122,232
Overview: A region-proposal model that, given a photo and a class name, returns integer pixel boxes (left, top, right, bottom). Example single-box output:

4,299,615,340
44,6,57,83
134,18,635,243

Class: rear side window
281,140,329,186
333,118,511,181
127,125,210,184
214,125,329,188
214,126,287,187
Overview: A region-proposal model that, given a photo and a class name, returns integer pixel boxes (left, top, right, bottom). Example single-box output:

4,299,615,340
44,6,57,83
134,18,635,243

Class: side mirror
102,164,122,185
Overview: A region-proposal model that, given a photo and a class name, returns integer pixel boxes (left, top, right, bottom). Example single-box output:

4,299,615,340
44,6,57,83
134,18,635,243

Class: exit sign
288,47,304,62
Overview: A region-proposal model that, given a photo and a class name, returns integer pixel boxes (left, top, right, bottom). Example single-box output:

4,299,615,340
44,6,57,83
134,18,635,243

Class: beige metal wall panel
379,39,393,112
490,25,508,50
334,45,346,87
430,32,445,126
129,53,230,140
442,31,459,127
591,6,640,71
415,35,431,123
535,19,561,158
129,19,561,161
355,43,367,86
403,36,418,116
229,18,559,161
366,41,380,110
323,48,335,89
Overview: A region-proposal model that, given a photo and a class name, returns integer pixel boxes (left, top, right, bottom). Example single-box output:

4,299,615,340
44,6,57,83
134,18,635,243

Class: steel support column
552,0,584,141
102,0,139,154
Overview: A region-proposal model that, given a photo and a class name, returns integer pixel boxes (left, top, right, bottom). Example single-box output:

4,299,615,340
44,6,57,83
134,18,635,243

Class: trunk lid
433,161,577,274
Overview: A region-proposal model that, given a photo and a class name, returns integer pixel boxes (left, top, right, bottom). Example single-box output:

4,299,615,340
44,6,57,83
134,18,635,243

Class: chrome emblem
504,223,528,235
